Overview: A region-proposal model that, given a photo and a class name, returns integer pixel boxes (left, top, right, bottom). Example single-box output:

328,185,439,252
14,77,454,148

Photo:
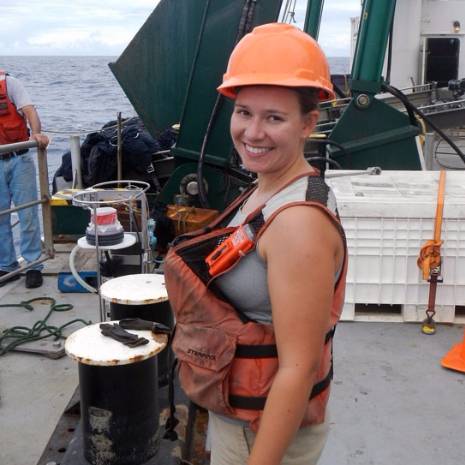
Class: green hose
0,297,92,356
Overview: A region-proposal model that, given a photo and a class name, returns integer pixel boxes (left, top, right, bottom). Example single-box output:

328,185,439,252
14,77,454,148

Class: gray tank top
214,175,340,324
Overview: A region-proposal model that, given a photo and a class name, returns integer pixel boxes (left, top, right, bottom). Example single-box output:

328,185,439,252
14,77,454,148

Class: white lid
326,170,465,219
100,273,168,304
93,207,117,216
65,320,167,366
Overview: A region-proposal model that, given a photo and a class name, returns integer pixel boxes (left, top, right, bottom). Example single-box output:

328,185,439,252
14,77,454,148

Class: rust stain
107,296,168,305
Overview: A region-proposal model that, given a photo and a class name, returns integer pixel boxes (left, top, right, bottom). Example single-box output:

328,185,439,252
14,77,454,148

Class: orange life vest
164,174,347,431
0,70,29,145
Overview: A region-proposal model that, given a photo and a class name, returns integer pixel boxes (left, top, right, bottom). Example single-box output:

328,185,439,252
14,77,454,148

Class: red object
0,70,29,145
92,208,117,225
205,224,255,276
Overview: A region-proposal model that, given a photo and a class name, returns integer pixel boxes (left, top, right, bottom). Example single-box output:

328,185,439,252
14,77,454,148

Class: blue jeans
0,153,43,271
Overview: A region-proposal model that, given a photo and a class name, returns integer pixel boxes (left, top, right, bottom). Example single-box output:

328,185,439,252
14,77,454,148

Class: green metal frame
110,0,283,208
304,0,325,39
109,0,208,138
172,0,283,168
329,0,423,170
112,0,424,210
351,0,397,95
167,0,283,206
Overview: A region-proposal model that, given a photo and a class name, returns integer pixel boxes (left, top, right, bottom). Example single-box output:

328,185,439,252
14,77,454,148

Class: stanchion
65,322,167,465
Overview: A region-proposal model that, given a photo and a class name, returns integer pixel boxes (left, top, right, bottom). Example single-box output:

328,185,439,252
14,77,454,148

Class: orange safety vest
164,173,348,431
0,70,29,145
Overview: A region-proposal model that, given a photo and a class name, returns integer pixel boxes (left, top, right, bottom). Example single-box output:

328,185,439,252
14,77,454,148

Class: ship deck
0,248,464,465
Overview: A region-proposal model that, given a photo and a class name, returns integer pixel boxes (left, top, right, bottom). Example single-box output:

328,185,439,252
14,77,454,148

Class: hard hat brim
217,74,336,102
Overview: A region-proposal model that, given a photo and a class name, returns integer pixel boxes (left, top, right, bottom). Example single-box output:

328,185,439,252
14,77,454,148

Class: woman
164,23,347,465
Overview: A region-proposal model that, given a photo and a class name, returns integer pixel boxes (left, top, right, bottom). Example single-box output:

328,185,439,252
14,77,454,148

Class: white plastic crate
327,170,465,323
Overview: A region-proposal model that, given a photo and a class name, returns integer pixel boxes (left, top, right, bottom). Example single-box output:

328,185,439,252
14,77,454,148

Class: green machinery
329,0,422,170
110,0,423,210
111,0,283,209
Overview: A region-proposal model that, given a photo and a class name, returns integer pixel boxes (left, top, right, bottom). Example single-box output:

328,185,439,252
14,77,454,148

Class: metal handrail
0,140,54,283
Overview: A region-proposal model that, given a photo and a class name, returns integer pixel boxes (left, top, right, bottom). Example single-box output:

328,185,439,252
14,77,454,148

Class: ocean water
1,56,136,176
1,55,351,178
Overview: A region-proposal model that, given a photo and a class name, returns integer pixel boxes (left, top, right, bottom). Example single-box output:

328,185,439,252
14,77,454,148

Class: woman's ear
301,110,319,138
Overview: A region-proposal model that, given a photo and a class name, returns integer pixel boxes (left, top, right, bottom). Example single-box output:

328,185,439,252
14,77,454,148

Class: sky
1,0,361,57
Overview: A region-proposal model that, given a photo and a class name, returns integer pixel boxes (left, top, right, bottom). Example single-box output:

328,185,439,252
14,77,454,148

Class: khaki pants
209,413,329,465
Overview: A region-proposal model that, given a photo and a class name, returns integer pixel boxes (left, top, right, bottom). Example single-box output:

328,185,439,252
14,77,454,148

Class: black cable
382,83,417,126
331,78,347,99
197,0,258,208
306,156,342,170
308,137,351,160
434,139,465,170
382,83,465,166
197,95,222,208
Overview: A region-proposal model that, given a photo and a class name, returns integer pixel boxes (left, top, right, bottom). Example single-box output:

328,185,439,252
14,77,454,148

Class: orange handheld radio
205,224,255,277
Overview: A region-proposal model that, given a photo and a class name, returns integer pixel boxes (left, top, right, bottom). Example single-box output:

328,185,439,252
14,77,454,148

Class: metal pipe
304,0,325,39
424,133,436,170
325,167,382,178
0,140,37,154
92,204,106,322
117,112,123,182
69,135,83,188
141,194,150,273
37,146,54,259
0,198,45,217
351,0,397,90
69,245,97,293
0,254,52,283
0,141,55,275
421,37,427,85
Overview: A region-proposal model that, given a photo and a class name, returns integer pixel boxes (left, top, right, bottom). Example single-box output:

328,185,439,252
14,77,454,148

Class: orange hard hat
217,23,335,102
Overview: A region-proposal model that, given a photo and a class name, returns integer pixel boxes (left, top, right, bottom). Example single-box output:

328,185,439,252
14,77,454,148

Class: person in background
164,23,347,465
0,70,49,288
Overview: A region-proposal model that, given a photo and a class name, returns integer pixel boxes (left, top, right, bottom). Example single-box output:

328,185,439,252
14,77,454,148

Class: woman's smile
230,86,317,177
244,143,274,157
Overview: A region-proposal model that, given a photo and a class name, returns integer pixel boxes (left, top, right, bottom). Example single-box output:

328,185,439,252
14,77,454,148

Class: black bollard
66,322,167,465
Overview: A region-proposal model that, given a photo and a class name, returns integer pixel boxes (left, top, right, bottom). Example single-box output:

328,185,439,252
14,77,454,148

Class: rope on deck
0,297,91,356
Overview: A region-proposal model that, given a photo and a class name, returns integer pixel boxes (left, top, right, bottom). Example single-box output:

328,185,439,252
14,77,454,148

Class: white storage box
326,170,465,322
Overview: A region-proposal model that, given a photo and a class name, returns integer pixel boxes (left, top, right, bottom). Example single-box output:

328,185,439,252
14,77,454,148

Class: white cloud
28,27,136,49
1,0,159,55
1,0,361,56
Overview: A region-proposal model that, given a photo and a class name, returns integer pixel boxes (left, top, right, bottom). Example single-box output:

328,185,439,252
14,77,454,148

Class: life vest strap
235,326,336,359
235,344,277,358
228,365,334,411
